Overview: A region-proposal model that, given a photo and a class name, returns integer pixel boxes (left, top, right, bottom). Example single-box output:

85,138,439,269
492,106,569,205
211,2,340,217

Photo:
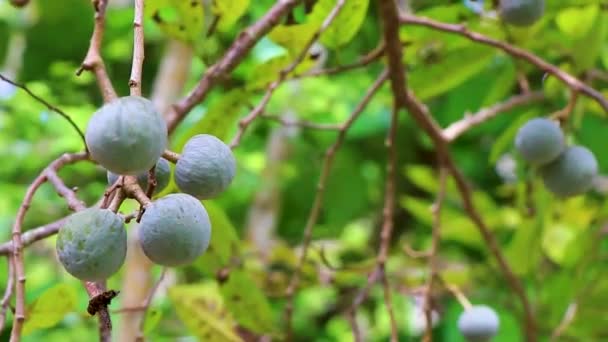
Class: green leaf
409,45,495,101
555,5,598,39
268,23,317,55
169,283,242,342
195,200,241,275
212,0,250,31
146,0,204,43
23,284,77,335
572,11,608,72
309,0,370,48
219,270,276,334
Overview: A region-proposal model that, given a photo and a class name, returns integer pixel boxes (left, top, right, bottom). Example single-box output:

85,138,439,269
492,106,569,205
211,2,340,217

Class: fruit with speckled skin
138,194,211,266
515,118,564,165
499,0,544,27
85,96,167,175
107,158,171,194
56,208,127,281
540,145,598,197
458,305,500,342
175,134,236,199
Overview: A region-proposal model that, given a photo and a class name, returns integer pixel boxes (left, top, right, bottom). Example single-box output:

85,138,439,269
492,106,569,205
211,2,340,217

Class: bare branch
9,152,88,341
292,43,385,79
260,114,342,131
84,281,113,342
423,168,447,342
0,73,87,149
230,0,348,149
135,268,167,342
0,257,14,332
165,0,301,134
129,0,145,96
381,3,537,341
551,302,577,341
399,14,608,114
77,0,117,102
283,70,389,339
443,91,545,142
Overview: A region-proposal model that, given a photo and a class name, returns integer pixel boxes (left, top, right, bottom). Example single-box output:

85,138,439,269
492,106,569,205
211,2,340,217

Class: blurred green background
1,0,608,341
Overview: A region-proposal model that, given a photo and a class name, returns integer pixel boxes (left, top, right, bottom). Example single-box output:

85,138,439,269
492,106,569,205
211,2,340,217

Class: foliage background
1,0,608,341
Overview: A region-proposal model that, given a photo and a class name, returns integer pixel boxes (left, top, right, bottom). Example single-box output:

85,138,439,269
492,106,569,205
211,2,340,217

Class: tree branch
77,0,117,102
422,167,447,342
129,0,145,96
399,14,608,114
380,3,537,341
135,268,167,342
0,73,87,149
231,0,347,149
0,257,14,332
165,0,301,134
443,91,545,142
283,70,388,340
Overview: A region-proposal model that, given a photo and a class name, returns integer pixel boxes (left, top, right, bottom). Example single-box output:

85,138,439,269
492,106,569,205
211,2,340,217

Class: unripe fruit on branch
515,118,564,166
138,193,211,266
85,96,167,175
107,158,171,195
56,208,127,281
499,0,544,27
540,145,598,197
457,305,500,342
175,134,236,199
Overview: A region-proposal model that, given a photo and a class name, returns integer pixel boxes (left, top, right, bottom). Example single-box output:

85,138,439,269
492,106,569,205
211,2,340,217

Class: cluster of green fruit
458,305,500,342
515,118,598,198
499,0,544,27
55,96,236,281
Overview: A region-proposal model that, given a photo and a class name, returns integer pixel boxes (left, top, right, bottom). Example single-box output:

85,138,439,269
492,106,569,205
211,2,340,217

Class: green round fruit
515,118,564,165
540,145,598,197
85,96,167,175
107,158,171,194
138,193,211,266
499,0,544,27
56,208,127,281
175,134,236,199
457,305,500,342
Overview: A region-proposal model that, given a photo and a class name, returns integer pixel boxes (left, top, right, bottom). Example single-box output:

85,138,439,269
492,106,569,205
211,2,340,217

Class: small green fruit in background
175,134,236,199
540,145,598,197
458,305,500,342
499,0,544,27
85,96,167,175
515,118,564,165
138,193,211,266
56,208,127,281
107,158,171,195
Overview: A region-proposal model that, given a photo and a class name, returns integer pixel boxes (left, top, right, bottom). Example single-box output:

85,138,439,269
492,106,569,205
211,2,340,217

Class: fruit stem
162,150,180,164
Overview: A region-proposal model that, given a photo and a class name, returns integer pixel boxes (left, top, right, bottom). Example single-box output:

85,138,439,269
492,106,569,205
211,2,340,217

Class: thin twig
77,0,117,102
283,70,389,340
0,73,86,148
129,0,145,96
399,14,608,114
0,257,14,332
165,0,300,134
135,268,167,342
161,150,180,164
230,0,348,149
422,168,447,342
261,114,342,131
443,91,545,142
551,302,577,341
292,43,385,79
